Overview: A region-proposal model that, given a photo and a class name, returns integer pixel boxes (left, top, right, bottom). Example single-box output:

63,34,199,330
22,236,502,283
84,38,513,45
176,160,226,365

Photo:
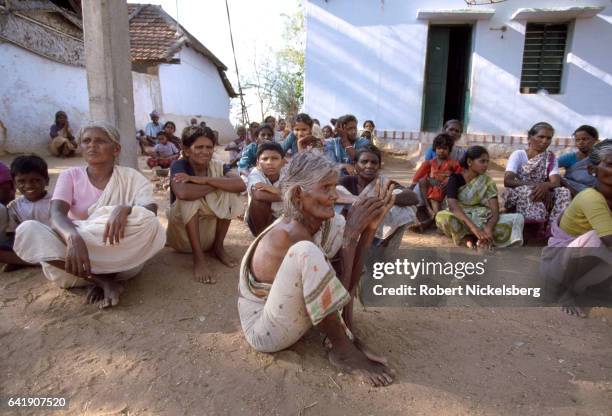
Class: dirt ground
1,151,611,416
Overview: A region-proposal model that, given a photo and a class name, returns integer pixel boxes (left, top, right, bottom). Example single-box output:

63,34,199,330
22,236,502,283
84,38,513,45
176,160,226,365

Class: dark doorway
422,25,472,132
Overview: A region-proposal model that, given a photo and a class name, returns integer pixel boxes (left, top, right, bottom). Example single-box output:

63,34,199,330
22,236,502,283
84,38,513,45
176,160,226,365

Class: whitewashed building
0,1,236,154
304,0,612,149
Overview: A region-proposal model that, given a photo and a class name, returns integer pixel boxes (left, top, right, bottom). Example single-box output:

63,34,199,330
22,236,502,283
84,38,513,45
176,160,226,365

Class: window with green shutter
520,23,569,94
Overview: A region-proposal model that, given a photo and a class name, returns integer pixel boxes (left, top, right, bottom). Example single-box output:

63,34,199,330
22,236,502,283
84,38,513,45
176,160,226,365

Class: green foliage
272,5,305,118
240,1,305,122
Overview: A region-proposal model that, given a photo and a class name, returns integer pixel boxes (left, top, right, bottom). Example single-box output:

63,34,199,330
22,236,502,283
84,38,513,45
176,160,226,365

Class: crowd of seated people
0,109,609,389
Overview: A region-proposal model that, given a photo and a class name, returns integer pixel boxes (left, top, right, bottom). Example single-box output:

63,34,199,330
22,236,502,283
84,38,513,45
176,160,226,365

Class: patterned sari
503,151,571,228
435,174,524,247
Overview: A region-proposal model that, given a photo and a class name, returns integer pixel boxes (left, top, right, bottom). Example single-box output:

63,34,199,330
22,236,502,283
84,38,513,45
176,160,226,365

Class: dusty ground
1,151,611,416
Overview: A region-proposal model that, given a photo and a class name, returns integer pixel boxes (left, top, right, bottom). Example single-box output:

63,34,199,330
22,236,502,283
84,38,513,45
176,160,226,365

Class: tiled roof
128,4,179,62
127,3,236,97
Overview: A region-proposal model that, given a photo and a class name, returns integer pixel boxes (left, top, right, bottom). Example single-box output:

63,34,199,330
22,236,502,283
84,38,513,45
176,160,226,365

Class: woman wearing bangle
14,122,166,308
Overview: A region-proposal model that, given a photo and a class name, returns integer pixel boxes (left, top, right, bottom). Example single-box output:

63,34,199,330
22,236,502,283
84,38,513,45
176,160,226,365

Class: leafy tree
240,2,304,123
272,6,304,119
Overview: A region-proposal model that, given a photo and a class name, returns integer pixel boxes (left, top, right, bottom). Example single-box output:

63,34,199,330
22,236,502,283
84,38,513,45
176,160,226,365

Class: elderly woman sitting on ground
167,126,246,284
238,151,395,387
503,122,571,231
14,122,166,308
541,139,612,318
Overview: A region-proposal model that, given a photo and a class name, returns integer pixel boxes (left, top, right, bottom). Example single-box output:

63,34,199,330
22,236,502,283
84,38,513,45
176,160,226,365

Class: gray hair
280,150,339,221
589,138,612,166
528,121,554,137
77,122,121,146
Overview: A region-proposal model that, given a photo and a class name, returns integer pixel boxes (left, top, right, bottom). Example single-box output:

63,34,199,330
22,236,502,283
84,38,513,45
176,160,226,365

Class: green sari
435,174,524,247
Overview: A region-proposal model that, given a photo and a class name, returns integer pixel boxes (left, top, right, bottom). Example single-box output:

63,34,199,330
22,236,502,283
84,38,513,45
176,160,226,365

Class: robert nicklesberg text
372,284,541,298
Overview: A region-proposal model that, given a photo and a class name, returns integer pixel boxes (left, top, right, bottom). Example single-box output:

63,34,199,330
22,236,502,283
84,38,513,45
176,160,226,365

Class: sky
140,0,301,123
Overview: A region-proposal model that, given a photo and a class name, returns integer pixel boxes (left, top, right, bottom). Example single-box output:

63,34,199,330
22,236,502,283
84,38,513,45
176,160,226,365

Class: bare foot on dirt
96,279,124,309
476,240,493,251
86,286,104,304
212,245,237,268
559,292,588,318
328,341,393,387
561,305,587,318
193,257,216,284
354,337,389,366
464,236,477,249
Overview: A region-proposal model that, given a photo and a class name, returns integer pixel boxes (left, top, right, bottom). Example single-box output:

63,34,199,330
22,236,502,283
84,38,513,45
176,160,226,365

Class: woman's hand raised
344,178,395,240
366,178,395,231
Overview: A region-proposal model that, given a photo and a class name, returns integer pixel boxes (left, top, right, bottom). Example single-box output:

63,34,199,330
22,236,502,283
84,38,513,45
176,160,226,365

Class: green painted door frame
421,25,474,132
422,26,450,132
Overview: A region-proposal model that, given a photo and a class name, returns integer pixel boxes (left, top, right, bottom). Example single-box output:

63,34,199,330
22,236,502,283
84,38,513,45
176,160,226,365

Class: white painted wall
158,46,231,120
0,42,235,152
0,42,89,154
132,71,163,131
304,0,612,138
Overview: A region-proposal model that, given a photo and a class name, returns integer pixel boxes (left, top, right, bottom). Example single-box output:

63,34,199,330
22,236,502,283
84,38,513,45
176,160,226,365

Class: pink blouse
52,167,104,220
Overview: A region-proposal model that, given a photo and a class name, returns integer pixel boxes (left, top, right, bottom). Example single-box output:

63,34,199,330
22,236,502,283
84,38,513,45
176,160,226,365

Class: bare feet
328,340,393,387
464,236,477,249
193,257,216,284
86,286,104,304
211,244,238,268
354,337,389,366
561,305,587,318
476,240,494,252
560,292,587,318
96,278,124,309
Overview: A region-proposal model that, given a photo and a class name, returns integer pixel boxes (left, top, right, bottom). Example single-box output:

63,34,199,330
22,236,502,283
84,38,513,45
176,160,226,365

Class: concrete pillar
82,0,137,168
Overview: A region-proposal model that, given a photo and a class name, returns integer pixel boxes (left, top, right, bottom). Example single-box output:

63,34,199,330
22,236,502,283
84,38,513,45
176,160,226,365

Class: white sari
14,166,166,288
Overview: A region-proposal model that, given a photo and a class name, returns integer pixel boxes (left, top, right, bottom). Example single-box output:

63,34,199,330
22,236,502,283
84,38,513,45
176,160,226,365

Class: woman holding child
167,126,245,284
238,151,395,387
503,122,571,230
436,146,524,248
14,122,166,308
541,139,612,318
